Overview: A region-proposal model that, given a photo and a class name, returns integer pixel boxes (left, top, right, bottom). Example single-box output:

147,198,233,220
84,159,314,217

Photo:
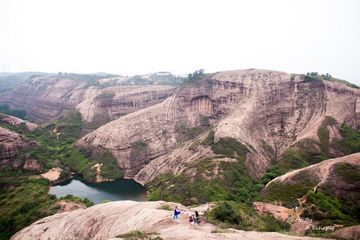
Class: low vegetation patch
0,104,27,119
117,230,163,240
0,177,57,240
336,123,360,154
207,201,290,232
301,191,357,226
96,91,115,99
258,173,317,208
147,157,258,205
317,116,337,154
201,131,249,161
157,203,172,211
58,194,94,207
302,72,359,89
335,163,360,184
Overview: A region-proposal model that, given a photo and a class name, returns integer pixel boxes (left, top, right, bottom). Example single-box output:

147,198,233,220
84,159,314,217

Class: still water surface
49,178,147,204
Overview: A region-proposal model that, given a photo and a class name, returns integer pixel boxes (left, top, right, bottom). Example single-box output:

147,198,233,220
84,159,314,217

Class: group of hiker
173,206,201,225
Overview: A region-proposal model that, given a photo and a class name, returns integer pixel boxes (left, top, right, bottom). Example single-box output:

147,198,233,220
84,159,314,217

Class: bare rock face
23,159,42,172
57,200,86,213
0,76,175,123
0,127,37,167
331,225,360,240
78,69,360,180
0,76,89,122
0,113,38,131
253,202,314,235
11,200,326,240
41,167,63,182
253,202,291,221
75,85,175,125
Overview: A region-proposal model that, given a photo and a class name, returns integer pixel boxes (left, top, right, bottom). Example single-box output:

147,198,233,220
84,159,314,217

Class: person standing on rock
173,206,180,220
195,211,200,225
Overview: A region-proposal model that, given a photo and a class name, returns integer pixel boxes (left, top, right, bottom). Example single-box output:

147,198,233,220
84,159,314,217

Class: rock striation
11,200,326,240
76,85,175,124
77,69,360,180
0,127,37,167
0,76,175,123
0,113,38,131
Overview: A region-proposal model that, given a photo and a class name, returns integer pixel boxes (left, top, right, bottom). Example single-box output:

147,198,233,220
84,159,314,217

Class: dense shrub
335,163,360,184
258,180,316,208
301,191,355,225
58,194,94,207
208,201,290,232
0,177,58,240
0,104,26,119
337,124,360,154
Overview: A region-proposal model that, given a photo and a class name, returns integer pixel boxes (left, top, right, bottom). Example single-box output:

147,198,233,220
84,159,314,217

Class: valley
0,69,359,240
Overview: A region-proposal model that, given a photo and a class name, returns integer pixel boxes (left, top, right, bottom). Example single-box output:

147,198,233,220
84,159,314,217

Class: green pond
49,178,147,204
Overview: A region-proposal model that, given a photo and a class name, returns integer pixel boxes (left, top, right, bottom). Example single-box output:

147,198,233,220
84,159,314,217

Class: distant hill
0,72,53,92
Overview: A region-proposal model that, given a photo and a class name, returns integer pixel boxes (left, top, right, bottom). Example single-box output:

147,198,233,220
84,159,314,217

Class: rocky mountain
0,75,176,123
76,85,175,125
261,153,360,202
2,69,360,240
0,113,38,131
0,72,54,93
264,152,360,191
11,200,326,240
77,69,360,181
0,126,37,167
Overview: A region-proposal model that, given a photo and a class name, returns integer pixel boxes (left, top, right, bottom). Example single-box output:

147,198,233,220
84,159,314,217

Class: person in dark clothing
195,211,200,224
189,215,194,224
173,206,180,219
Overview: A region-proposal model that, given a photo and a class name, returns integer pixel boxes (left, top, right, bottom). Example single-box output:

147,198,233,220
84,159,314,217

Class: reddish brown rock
77,69,360,182
331,225,360,240
23,159,42,172
253,202,290,221
0,113,38,131
12,201,327,240
0,76,175,123
0,127,37,167
57,200,86,213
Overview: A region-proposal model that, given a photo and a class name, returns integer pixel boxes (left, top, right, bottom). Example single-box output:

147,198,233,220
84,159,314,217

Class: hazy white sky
1,0,359,84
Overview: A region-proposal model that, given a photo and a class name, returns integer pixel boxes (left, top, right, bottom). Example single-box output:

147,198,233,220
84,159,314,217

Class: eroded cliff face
0,76,90,122
0,76,175,124
77,69,360,181
75,85,175,125
0,127,36,167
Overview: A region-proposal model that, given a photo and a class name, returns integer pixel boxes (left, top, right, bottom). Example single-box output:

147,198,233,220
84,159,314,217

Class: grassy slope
207,201,290,232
